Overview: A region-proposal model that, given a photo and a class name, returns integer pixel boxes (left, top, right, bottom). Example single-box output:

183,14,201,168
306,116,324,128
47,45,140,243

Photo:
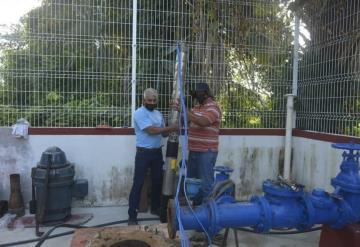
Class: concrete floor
0,206,320,247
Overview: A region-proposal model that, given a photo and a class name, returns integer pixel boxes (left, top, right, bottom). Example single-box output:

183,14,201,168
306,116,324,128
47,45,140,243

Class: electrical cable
34,223,86,247
174,43,190,247
174,43,212,247
0,217,159,247
208,179,235,200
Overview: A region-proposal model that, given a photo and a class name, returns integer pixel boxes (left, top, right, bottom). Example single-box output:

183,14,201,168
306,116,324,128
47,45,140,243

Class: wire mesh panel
0,0,133,127
0,0,294,128
135,0,191,119
136,0,293,128
296,0,360,137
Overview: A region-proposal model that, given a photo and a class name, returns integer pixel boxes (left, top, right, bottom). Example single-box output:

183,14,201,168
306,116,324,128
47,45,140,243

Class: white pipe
131,0,137,127
284,94,295,180
283,15,300,180
292,15,300,96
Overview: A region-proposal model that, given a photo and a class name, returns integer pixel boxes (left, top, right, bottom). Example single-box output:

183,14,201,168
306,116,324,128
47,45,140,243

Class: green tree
1,0,133,127
187,0,293,128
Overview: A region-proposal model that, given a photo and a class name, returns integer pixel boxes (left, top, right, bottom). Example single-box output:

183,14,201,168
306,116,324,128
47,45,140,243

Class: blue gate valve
331,143,360,219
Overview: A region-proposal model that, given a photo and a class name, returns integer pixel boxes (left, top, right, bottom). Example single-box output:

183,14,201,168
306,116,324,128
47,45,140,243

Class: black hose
235,226,322,235
34,223,87,247
0,217,159,247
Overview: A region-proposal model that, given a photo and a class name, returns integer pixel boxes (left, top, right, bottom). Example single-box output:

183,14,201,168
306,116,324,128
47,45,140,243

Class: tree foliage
186,0,293,128
0,0,294,129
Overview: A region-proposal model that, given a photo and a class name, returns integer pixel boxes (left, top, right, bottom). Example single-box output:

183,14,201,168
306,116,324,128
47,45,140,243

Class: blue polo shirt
134,106,164,148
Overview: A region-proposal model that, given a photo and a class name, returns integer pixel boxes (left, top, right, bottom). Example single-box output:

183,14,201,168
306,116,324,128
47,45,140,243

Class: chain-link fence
0,0,358,137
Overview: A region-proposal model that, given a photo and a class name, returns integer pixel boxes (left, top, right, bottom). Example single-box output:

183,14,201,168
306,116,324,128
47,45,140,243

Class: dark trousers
128,149,164,219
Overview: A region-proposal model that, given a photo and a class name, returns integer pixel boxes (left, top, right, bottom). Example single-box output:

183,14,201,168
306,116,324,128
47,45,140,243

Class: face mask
145,104,157,111
195,94,207,104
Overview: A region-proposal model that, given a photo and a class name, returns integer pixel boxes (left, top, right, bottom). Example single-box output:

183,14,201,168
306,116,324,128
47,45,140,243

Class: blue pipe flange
330,198,355,229
331,177,360,194
298,193,316,230
250,195,272,232
331,143,360,152
208,199,221,236
311,189,334,209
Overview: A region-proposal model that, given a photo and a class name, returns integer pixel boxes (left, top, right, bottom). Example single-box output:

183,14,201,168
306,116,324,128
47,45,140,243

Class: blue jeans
187,150,218,203
128,149,163,219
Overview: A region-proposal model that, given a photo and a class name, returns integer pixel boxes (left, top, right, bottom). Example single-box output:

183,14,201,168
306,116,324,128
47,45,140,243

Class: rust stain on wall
278,148,284,176
0,128,34,202
100,166,133,202
108,166,131,200
223,146,283,200
0,158,17,176
238,147,261,198
308,144,317,189
101,181,108,201
222,150,235,169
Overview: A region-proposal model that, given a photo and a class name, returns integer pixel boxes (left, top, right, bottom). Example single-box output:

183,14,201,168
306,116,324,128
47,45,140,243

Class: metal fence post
131,0,137,127
292,15,300,98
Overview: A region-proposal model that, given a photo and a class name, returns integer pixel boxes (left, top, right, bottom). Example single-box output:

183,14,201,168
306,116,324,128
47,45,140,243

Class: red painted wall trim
28,128,285,136
293,129,360,144
220,128,285,135
28,127,360,144
29,127,134,135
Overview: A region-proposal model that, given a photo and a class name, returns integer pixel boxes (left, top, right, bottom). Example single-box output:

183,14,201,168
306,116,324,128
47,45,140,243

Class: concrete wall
0,128,136,206
217,135,284,200
0,127,345,207
292,137,343,193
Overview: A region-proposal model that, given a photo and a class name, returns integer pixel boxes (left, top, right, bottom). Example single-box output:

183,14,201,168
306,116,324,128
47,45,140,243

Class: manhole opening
110,239,151,247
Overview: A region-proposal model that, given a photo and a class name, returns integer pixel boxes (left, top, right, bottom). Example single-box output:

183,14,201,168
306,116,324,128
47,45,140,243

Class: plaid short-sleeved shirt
188,98,221,152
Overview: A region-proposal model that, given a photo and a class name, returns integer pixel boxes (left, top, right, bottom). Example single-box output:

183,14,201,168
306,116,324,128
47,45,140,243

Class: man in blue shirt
128,88,177,225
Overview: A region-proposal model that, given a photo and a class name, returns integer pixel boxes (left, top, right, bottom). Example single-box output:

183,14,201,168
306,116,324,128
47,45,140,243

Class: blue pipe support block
168,143,360,238
214,166,234,183
185,178,202,199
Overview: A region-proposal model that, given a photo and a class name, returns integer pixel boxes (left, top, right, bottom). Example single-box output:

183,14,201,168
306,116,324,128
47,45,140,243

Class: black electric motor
30,146,88,224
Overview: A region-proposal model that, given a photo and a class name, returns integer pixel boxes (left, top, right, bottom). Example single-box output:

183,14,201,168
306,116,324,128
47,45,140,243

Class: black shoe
192,197,203,206
160,209,167,223
128,218,138,225
150,209,160,217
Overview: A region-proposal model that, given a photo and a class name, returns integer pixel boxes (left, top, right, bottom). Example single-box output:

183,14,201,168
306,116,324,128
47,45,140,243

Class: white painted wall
0,128,137,207
292,137,343,193
0,127,346,207
218,135,284,200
